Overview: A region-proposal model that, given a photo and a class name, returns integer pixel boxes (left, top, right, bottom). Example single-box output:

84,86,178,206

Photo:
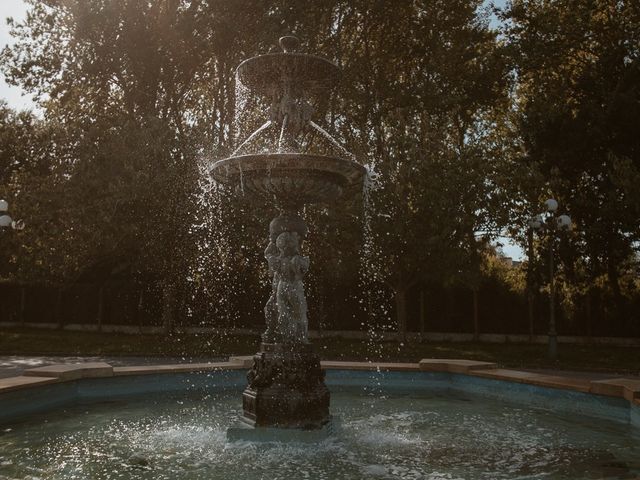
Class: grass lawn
0,327,638,375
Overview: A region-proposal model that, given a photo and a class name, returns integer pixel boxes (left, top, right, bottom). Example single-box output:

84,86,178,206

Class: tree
0,0,273,329
0,103,78,284
501,0,640,330
325,0,511,338
2,0,521,337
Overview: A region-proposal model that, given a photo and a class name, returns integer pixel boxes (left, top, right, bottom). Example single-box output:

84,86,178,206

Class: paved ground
0,355,224,378
1,355,636,380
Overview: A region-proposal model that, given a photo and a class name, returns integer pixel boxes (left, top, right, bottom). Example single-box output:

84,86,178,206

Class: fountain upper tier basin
210,153,366,205
236,53,340,95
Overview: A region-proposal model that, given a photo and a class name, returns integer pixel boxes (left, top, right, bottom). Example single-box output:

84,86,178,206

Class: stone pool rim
0,357,638,429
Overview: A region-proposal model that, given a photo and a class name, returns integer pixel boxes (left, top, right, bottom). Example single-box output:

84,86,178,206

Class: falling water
278,115,289,152
230,120,272,157
362,163,380,211
356,159,395,377
359,161,381,276
190,157,250,342
309,120,355,160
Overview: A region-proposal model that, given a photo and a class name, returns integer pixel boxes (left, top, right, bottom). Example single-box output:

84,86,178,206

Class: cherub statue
262,237,280,343
274,231,310,343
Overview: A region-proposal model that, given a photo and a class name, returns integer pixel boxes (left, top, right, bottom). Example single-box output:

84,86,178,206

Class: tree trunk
395,287,408,342
527,289,535,343
135,290,144,333
446,289,454,330
419,289,425,341
607,259,623,315
537,289,545,331
472,287,479,342
55,288,64,330
19,286,26,326
96,286,105,332
161,282,176,335
527,226,535,343
585,290,592,340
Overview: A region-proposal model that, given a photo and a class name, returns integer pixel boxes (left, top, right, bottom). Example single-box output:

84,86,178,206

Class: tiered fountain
210,35,365,430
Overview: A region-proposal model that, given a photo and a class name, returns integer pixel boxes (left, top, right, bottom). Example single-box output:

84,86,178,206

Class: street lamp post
530,198,571,361
0,200,25,232
1,199,26,325
526,226,535,343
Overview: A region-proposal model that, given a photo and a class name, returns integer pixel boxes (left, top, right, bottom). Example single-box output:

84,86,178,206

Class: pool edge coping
1,357,639,408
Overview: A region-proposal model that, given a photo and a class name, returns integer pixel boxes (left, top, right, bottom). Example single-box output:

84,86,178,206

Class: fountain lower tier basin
209,153,366,204
0,369,639,480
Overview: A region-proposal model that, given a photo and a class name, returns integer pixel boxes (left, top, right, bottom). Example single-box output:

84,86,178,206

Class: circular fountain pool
0,384,638,480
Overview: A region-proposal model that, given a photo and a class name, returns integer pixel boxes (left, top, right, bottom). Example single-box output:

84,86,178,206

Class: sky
0,0,33,110
0,0,524,260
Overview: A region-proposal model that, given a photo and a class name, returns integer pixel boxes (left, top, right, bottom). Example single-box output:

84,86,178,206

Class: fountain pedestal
238,211,330,429
241,343,329,429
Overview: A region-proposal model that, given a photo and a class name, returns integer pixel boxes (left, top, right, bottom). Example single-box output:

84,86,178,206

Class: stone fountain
210,35,365,430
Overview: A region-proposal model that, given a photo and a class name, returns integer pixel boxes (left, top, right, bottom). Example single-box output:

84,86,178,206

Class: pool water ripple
0,390,638,480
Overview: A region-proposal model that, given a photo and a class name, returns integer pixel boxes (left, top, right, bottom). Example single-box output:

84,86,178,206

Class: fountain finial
279,35,300,53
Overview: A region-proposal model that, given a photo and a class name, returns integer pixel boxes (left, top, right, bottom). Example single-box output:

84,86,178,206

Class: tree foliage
501,0,640,329
1,0,638,336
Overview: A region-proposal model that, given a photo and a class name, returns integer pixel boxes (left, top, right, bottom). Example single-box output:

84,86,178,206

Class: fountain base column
241,343,330,429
